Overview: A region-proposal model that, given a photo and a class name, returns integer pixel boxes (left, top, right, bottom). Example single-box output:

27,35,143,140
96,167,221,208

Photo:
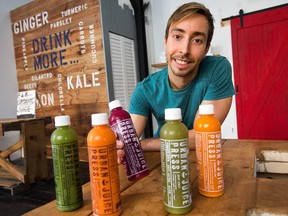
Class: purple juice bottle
109,100,150,181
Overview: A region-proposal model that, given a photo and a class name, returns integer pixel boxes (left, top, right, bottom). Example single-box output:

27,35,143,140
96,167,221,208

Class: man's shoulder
201,55,231,67
202,55,227,64
200,55,231,73
141,67,168,84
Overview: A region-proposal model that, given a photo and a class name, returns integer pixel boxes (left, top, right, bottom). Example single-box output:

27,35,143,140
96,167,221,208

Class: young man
117,2,235,159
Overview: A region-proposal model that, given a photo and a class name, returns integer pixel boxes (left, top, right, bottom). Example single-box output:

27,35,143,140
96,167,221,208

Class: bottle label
52,141,82,207
195,131,224,193
110,118,149,179
160,138,192,209
88,144,121,215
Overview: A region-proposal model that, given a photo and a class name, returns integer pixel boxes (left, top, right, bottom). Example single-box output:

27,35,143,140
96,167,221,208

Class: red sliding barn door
231,5,288,139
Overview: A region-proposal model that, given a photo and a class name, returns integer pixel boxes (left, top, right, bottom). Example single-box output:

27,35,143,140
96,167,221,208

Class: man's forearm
140,137,161,151
188,129,196,150
140,130,196,151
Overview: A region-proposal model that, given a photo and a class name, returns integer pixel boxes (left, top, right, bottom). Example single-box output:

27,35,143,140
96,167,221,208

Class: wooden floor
0,159,90,216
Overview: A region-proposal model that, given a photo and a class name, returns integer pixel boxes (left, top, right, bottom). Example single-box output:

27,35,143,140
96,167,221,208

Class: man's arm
130,114,148,137
131,114,196,151
116,113,161,163
188,97,233,150
117,96,233,154
130,114,161,151
197,97,233,124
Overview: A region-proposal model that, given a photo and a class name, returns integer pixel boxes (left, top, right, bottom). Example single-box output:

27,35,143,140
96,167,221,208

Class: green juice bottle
51,115,83,211
160,108,192,214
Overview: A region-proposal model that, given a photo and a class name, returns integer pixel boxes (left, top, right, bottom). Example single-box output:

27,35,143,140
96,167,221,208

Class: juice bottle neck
56,125,71,129
111,106,123,112
165,119,182,126
93,123,109,128
199,114,214,117
166,119,181,123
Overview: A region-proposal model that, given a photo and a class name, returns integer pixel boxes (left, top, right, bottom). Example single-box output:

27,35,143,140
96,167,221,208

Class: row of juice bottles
50,100,224,215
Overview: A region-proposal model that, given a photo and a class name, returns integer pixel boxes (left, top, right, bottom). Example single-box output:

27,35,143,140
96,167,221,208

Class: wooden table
24,139,288,215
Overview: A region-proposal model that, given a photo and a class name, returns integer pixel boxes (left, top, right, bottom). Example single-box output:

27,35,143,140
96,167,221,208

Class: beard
169,54,198,78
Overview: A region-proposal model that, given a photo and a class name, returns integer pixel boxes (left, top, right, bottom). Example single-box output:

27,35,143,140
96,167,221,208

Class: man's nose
179,40,191,54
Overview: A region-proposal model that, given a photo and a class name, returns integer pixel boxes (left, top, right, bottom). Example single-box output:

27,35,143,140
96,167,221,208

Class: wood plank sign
10,0,108,160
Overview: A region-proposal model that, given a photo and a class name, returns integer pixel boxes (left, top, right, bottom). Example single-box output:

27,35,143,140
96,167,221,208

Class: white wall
145,0,288,139
0,0,32,118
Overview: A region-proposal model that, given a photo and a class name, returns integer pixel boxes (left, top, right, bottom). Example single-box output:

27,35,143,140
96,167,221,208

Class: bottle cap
165,108,182,120
54,115,71,127
91,113,108,126
109,100,122,111
199,104,214,115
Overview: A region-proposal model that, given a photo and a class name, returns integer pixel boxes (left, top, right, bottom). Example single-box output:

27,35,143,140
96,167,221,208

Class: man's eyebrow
170,28,207,38
192,31,207,38
170,27,185,34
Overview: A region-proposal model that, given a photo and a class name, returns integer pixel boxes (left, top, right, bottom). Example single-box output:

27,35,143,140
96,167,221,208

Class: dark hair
165,2,214,48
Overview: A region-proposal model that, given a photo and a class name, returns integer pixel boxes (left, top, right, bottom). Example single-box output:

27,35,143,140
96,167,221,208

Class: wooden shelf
151,62,167,68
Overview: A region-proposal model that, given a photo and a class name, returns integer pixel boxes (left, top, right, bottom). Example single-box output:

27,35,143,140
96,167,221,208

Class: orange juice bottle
87,113,121,216
194,104,224,197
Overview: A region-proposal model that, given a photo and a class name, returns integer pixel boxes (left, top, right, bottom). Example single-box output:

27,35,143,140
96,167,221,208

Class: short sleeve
128,82,151,117
203,57,235,100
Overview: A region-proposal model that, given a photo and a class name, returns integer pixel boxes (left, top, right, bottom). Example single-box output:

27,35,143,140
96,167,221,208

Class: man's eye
192,38,203,44
173,35,181,40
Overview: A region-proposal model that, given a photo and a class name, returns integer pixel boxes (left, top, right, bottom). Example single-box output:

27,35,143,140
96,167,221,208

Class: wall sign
17,90,36,119
10,0,108,160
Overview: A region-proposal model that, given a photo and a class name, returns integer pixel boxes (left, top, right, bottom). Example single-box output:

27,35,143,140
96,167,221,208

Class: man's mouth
175,58,190,65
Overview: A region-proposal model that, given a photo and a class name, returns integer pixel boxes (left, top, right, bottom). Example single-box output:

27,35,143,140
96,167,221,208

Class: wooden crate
0,118,49,193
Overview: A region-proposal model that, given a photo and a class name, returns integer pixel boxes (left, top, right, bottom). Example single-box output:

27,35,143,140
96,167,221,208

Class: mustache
172,54,193,62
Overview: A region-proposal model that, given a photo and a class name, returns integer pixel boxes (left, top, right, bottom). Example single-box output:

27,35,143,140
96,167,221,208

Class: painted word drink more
160,108,192,214
109,100,150,181
194,104,224,197
87,113,121,216
50,115,83,211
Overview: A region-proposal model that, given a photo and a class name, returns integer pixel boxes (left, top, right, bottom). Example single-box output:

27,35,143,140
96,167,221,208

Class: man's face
164,14,210,78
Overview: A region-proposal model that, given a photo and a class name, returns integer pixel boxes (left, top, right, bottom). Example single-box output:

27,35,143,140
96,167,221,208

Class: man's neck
168,68,198,90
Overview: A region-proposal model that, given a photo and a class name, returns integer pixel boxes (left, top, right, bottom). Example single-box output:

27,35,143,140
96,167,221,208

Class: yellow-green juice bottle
51,115,83,211
160,108,192,214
